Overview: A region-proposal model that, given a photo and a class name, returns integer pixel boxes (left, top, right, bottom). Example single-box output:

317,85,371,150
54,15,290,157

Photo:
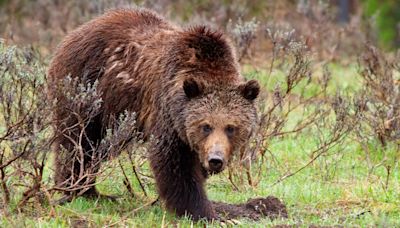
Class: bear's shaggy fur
48,8,260,220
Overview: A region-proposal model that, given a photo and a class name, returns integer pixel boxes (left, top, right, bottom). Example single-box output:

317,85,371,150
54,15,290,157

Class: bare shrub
226,27,355,189
0,42,52,210
0,42,146,212
355,43,400,190
230,18,259,61
49,74,146,202
51,79,142,193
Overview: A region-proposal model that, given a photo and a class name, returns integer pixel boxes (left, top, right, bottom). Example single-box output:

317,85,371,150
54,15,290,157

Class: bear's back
48,8,176,84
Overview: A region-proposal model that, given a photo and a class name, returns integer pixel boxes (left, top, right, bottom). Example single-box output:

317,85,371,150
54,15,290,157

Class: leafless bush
0,42,52,210
49,74,146,202
0,42,146,212
265,24,305,76
45,54,149,206
226,28,355,189
230,18,259,61
354,44,400,190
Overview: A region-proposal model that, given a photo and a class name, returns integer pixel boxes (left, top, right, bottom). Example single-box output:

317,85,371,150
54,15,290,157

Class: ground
0,64,399,227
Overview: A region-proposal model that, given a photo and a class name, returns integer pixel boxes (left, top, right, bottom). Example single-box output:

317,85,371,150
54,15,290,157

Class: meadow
1,1,399,227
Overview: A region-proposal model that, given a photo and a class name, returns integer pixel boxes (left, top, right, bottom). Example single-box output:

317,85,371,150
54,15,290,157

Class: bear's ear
239,80,260,101
183,78,203,99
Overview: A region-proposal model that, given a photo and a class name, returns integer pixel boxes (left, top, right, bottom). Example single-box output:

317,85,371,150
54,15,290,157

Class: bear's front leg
149,136,217,221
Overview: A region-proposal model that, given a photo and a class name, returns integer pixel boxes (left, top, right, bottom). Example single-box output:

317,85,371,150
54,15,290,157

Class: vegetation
0,0,399,227
363,0,400,49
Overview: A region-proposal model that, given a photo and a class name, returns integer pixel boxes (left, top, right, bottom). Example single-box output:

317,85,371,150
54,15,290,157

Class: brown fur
48,8,260,220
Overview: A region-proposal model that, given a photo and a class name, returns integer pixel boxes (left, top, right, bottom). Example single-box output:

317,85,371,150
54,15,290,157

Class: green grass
1,64,399,227
1,134,399,227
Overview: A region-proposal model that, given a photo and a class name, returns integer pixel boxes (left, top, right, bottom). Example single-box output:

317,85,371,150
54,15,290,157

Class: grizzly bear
48,8,260,220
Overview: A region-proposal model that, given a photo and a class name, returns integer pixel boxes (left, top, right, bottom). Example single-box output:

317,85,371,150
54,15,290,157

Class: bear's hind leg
53,114,105,200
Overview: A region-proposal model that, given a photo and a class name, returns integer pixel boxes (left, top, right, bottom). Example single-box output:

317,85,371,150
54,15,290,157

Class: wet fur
48,8,258,220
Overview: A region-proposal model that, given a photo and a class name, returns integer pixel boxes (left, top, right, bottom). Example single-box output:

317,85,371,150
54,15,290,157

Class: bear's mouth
202,162,224,175
208,168,224,175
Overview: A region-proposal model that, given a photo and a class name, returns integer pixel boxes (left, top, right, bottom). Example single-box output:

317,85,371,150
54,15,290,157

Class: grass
1,135,399,227
1,64,399,227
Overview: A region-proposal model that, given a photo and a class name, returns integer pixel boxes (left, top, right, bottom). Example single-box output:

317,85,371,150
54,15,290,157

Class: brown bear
48,8,260,220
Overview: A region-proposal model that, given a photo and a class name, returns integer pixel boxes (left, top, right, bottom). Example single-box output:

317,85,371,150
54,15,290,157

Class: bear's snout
202,130,231,174
207,152,224,173
204,141,228,174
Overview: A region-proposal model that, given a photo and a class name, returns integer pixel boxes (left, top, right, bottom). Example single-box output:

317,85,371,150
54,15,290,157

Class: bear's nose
208,155,223,171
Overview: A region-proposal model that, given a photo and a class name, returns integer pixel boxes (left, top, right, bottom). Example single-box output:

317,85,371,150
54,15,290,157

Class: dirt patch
213,196,288,221
70,218,91,228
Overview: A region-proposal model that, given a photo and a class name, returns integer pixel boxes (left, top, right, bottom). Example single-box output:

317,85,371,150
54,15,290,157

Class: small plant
0,43,52,210
230,18,259,61
355,43,400,190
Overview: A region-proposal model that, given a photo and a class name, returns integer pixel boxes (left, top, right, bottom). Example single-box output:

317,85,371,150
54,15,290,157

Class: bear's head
183,78,260,174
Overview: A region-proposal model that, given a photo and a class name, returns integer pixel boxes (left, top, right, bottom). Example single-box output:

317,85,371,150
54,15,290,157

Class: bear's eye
225,125,235,137
202,124,213,135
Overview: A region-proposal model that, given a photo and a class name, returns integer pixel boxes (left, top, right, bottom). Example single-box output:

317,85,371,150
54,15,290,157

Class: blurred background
0,0,399,61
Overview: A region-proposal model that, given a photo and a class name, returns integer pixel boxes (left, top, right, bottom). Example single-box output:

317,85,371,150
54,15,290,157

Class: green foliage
363,0,400,49
0,0,7,7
